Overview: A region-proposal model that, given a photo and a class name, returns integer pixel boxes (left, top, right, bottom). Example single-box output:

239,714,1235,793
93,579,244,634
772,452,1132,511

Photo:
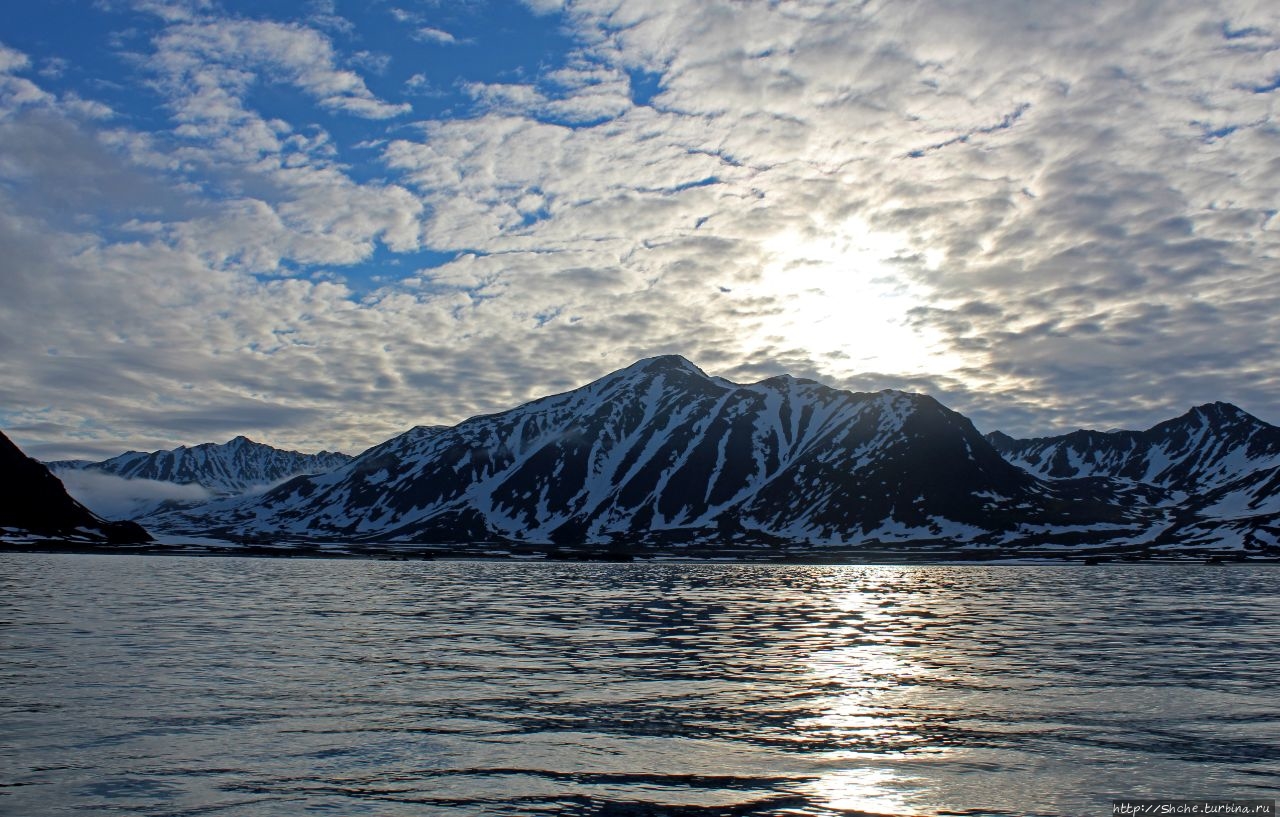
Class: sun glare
790,572,947,816
742,219,960,376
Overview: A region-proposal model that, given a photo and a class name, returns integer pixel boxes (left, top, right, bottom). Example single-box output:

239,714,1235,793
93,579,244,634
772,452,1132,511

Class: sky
2,0,1278,460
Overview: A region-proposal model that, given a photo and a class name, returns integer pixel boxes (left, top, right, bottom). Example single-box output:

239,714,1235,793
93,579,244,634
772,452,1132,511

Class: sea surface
1,555,1277,817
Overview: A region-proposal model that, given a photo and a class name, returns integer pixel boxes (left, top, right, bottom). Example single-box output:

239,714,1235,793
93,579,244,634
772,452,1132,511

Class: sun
741,217,961,377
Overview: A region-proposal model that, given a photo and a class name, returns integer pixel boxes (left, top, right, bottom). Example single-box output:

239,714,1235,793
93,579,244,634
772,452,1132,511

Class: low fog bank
55,470,214,520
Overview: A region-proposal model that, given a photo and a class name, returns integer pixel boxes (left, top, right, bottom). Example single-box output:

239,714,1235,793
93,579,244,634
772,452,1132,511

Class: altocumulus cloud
1,0,1278,461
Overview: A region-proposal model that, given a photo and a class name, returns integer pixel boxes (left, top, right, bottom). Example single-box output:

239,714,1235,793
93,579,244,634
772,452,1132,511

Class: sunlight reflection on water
1,556,1277,817
804,767,916,816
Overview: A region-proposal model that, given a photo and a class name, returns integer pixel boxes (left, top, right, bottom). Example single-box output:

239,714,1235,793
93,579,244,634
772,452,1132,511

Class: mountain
0,430,150,546
987,403,1280,495
988,403,1280,551
50,436,353,496
149,356,1146,550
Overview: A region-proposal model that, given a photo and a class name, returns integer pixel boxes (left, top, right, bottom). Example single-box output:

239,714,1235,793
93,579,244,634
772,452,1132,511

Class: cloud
56,469,214,520
5,0,1280,466
404,73,444,96
2,12,428,274
350,50,391,75
414,27,458,45
457,57,633,124
0,44,31,74
465,0,1280,434
306,0,354,34
149,17,411,119
0,44,55,114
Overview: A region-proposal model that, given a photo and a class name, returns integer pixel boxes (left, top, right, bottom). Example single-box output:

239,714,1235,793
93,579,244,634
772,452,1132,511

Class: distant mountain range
50,436,353,495
45,437,354,521
987,401,1280,552
5,356,1278,558
137,356,1278,557
147,356,1129,547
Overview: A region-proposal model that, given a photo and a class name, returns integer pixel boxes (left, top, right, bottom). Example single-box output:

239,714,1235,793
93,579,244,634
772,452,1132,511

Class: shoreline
3,538,1276,565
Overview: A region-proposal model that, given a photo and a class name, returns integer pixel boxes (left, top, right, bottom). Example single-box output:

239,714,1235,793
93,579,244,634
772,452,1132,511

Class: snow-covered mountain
150,356,1145,549
51,436,352,494
14,358,1278,557
987,403,1280,495
1,431,150,546
988,403,1280,550
47,436,354,521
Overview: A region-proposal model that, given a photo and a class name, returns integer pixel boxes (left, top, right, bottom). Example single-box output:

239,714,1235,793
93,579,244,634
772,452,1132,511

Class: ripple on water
0,556,1277,816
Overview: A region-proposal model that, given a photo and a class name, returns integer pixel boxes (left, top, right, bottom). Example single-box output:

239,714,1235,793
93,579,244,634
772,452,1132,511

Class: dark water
1,555,1277,816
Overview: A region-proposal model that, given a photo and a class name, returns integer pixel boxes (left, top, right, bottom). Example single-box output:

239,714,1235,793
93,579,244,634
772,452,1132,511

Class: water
1,555,1277,816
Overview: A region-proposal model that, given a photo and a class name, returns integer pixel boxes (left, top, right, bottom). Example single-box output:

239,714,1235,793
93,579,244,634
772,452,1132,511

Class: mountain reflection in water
1,556,1277,816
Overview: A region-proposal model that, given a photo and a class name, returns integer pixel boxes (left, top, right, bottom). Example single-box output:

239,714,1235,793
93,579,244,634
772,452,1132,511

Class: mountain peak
55,436,355,501
629,354,704,375
1186,401,1253,423
600,355,711,383
985,429,1017,447
991,399,1280,495
1162,401,1275,437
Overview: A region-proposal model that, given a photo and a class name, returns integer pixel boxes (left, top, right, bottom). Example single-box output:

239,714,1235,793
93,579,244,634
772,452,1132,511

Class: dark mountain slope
1,431,150,545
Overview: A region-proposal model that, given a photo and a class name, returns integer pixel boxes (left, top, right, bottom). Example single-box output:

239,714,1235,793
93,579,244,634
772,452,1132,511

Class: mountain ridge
11,357,1278,558
986,402,1280,495
50,436,355,497
145,356,1152,550
987,402,1280,551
